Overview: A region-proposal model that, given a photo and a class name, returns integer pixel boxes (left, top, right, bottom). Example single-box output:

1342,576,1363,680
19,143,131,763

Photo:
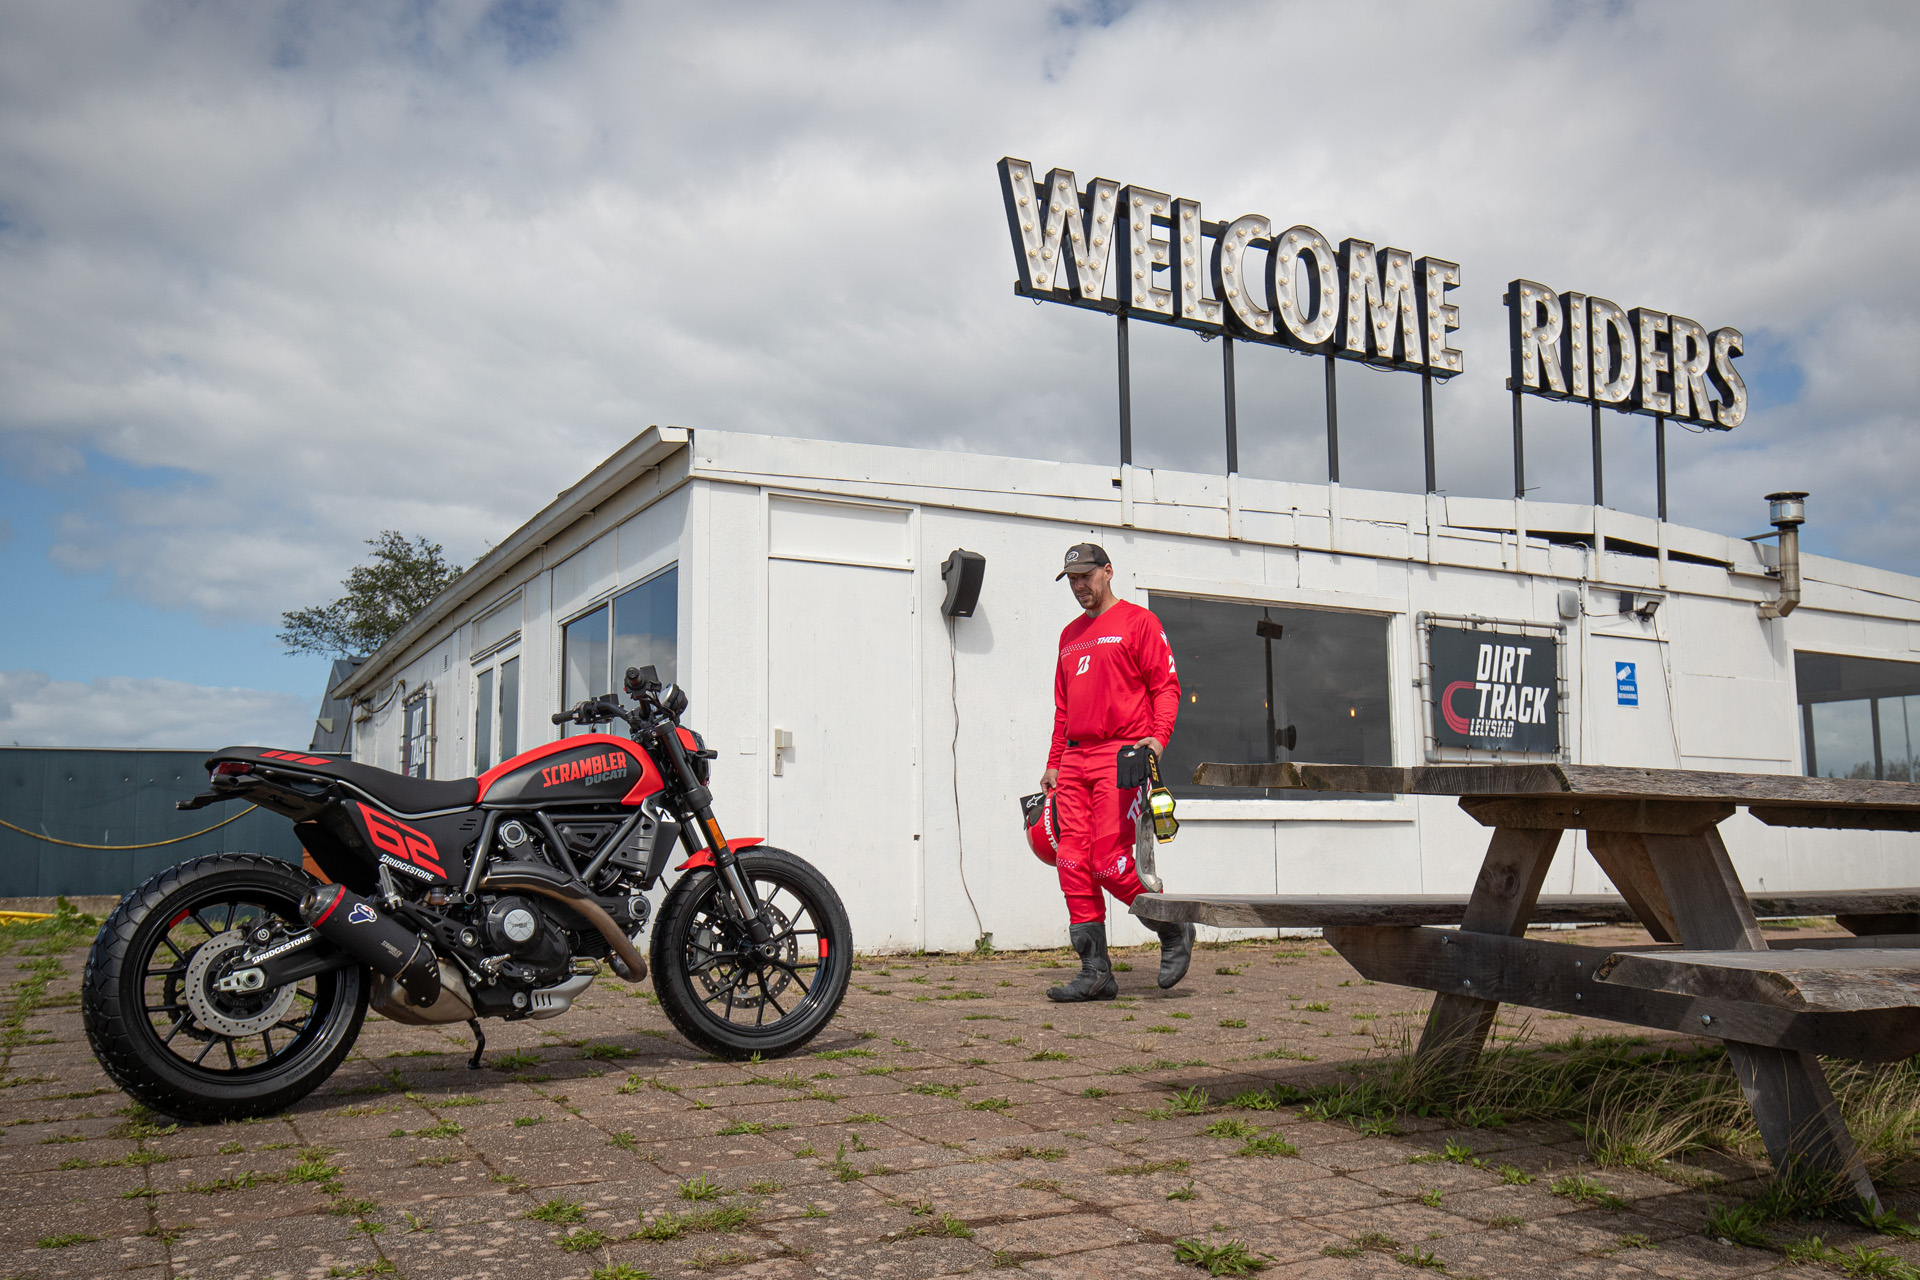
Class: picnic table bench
1131,761,1920,1208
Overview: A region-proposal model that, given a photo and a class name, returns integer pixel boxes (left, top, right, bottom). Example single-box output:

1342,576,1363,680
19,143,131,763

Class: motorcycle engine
478,895,570,985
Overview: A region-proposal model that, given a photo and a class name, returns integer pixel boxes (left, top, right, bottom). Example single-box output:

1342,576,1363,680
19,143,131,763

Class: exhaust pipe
300,884,442,1007
1757,491,1807,619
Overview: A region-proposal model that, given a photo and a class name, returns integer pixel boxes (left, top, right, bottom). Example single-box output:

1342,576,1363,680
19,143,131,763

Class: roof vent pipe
1757,491,1807,619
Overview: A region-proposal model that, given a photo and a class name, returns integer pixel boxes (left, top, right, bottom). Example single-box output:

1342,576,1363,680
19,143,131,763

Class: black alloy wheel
83,854,369,1122
649,846,852,1059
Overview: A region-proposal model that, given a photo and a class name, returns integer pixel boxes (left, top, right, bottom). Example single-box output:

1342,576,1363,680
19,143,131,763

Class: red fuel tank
475,735,664,807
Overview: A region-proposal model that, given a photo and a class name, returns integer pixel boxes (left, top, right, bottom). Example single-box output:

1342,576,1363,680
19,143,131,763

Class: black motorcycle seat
211,747,480,814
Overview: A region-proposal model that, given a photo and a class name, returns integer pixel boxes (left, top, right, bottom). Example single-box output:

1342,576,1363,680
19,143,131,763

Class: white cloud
0,670,313,749
0,0,1917,628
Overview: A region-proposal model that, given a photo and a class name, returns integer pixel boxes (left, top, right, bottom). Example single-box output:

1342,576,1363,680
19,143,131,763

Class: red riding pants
1052,741,1147,925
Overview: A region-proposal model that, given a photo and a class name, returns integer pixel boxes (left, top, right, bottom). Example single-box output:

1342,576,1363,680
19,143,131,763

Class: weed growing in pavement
1237,1132,1298,1159
1172,1235,1272,1275
590,1266,653,1280
1004,1145,1065,1161
1201,1118,1261,1140
1550,1174,1627,1210
37,1233,99,1249
1107,1158,1190,1176
527,1199,585,1225
634,1202,754,1241
1497,1163,1534,1185
677,1175,725,1201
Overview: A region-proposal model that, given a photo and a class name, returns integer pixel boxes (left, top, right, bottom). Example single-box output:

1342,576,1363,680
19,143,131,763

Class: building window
562,567,678,731
1796,652,1920,781
473,654,521,771
401,692,431,778
1148,594,1393,799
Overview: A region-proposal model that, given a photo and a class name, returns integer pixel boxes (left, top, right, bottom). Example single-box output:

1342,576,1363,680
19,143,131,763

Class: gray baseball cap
1055,543,1111,580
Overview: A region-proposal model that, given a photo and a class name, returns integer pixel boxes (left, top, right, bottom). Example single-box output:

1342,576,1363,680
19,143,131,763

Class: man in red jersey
1040,543,1194,1002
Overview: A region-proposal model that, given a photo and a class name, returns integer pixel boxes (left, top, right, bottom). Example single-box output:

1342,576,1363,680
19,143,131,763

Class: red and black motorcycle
81,665,852,1122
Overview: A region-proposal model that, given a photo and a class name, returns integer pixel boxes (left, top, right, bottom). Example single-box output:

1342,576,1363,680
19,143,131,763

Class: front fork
657,726,771,944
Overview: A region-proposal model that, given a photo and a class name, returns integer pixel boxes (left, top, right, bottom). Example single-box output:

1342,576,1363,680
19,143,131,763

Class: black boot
1152,919,1195,990
1047,922,1118,1002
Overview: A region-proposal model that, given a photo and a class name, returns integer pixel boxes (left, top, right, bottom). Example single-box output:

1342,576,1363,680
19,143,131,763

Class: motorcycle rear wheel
82,853,369,1122
650,847,852,1060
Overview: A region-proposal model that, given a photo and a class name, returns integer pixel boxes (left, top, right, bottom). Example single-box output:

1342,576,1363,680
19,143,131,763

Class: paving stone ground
3,922,1915,1280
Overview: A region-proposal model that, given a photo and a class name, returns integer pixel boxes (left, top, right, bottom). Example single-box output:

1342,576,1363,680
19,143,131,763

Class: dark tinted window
562,566,678,735
1149,595,1393,799
1796,651,1920,781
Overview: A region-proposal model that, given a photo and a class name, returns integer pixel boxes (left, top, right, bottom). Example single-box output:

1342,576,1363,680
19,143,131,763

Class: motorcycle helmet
1021,791,1061,867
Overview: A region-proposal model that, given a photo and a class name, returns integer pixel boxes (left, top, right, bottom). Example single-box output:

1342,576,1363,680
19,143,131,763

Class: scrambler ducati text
81,667,853,1122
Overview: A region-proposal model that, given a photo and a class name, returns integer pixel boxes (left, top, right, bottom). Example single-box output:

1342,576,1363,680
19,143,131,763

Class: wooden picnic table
1131,761,1920,1208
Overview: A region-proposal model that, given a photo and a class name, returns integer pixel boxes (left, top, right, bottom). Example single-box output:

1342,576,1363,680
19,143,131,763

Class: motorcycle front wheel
650,847,852,1059
83,853,369,1122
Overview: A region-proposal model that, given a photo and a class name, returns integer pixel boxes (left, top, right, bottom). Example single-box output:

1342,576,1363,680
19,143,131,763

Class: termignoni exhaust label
1428,626,1560,755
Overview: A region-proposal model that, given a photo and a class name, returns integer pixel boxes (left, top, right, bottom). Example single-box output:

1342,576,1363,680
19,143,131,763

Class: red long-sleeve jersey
1047,600,1181,769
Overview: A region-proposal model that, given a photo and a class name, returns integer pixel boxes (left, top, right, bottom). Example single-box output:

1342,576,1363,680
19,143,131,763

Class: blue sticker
1615,662,1639,707
348,902,377,925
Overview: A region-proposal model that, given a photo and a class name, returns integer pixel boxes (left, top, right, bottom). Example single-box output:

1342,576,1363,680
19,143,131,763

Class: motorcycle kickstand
467,1019,486,1071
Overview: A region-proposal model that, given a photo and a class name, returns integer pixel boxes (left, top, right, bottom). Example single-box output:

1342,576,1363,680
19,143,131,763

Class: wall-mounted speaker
940,549,986,618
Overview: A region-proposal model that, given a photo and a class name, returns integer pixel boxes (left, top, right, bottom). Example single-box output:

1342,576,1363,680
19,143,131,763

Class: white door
766,503,919,951
1588,634,1677,768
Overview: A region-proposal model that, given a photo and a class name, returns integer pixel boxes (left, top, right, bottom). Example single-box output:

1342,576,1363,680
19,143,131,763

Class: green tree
279,531,464,657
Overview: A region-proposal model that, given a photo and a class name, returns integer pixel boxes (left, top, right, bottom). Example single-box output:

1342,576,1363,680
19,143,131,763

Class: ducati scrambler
82,665,853,1122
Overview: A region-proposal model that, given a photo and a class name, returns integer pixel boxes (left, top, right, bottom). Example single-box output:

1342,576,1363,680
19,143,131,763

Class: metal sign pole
1222,336,1239,475
1591,402,1604,507
1421,372,1437,493
1116,314,1133,467
1655,413,1667,521
1323,354,1340,484
1511,388,1526,499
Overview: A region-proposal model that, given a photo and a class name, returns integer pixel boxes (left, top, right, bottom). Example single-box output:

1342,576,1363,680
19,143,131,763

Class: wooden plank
1750,806,1920,833
1128,890,1920,931
1595,949,1920,1012
1129,893,1642,929
1587,831,1680,944
1416,827,1561,1079
1644,828,1767,950
1459,796,1734,834
1192,760,1920,812
1642,826,1879,1209
1322,925,1920,1063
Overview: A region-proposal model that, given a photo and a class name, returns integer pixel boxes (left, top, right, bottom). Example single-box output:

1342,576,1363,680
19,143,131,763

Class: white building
331,426,1920,953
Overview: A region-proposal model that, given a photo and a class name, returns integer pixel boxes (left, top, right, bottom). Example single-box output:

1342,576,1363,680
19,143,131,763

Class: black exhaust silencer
299,884,441,1007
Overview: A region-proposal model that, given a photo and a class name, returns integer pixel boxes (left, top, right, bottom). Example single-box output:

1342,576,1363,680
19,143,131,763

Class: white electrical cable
947,618,987,947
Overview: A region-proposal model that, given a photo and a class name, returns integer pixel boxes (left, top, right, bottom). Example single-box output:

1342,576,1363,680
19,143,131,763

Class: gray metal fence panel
0,748,306,899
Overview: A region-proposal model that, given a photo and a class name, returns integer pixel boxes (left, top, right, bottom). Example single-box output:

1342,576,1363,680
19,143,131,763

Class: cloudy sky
2,0,1916,749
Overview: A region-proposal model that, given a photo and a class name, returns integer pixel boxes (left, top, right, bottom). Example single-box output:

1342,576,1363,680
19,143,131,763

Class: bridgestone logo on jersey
542,753,630,788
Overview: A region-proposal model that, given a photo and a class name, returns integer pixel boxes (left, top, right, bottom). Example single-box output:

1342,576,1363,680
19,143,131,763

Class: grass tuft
1173,1236,1271,1275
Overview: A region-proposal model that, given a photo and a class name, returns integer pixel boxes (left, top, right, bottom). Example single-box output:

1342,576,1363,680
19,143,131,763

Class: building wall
346,429,1920,954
